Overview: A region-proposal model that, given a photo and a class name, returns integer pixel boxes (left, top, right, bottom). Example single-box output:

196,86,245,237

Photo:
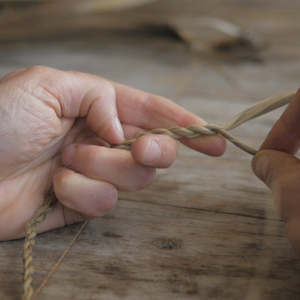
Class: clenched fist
0,66,225,240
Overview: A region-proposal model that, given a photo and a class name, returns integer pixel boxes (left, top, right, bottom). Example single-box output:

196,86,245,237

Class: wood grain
1,1,300,299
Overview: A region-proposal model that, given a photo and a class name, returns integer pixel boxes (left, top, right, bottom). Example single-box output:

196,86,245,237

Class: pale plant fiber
22,91,296,300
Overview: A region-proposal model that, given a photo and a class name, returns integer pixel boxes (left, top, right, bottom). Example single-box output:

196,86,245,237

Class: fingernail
143,138,161,165
113,116,124,141
62,144,76,167
252,151,270,184
210,136,226,156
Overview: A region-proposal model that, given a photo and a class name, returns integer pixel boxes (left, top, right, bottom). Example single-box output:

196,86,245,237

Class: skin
252,89,300,254
0,66,226,241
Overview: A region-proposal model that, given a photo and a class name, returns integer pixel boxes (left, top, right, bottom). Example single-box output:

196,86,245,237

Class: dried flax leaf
167,17,266,61
0,1,265,61
78,0,158,13
0,0,157,12
0,1,157,41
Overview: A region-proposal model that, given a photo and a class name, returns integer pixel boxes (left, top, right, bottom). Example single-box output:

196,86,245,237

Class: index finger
113,82,226,156
261,89,300,154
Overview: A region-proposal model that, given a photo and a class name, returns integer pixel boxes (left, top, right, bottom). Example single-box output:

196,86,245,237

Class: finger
113,82,226,156
122,124,145,139
0,186,86,240
114,82,205,128
53,167,117,218
131,134,178,168
23,66,124,144
181,135,226,156
261,89,300,154
122,125,222,165
123,124,225,156
252,150,300,220
286,218,300,255
61,144,156,191
22,66,224,155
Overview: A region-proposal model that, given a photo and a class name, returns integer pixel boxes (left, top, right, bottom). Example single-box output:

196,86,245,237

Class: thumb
252,150,300,252
252,150,300,189
252,150,300,220
252,150,300,254
24,66,125,144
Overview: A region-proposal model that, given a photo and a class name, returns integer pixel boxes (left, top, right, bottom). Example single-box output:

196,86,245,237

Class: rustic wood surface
1,1,300,299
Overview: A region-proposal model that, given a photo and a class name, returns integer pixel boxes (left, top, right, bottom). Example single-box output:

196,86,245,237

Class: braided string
22,190,57,300
115,124,257,155
22,91,296,300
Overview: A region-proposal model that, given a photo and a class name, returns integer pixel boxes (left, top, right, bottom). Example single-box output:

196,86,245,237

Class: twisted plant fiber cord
23,190,57,300
22,91,296,300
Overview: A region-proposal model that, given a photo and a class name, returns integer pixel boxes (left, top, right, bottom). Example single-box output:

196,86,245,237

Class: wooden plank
1,1,300,299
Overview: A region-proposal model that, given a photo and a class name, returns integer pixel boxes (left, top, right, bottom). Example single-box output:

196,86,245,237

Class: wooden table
1,1,300,299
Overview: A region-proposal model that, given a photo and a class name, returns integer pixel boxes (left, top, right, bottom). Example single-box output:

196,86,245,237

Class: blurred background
2,1,300,300
1,0,299,102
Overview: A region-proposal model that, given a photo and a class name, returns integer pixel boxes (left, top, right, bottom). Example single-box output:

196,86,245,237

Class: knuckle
100,80,116,101
25,66,66,87
251,150,270,180
26,65,54,76
23,66,66,98
53,168,72,190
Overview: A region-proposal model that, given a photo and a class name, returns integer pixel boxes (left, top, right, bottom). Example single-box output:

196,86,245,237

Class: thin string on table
34,220,89,298
22,91,296,300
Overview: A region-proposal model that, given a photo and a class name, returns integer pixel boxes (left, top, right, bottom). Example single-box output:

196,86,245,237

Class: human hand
0,66,226,240
252,89,300,254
